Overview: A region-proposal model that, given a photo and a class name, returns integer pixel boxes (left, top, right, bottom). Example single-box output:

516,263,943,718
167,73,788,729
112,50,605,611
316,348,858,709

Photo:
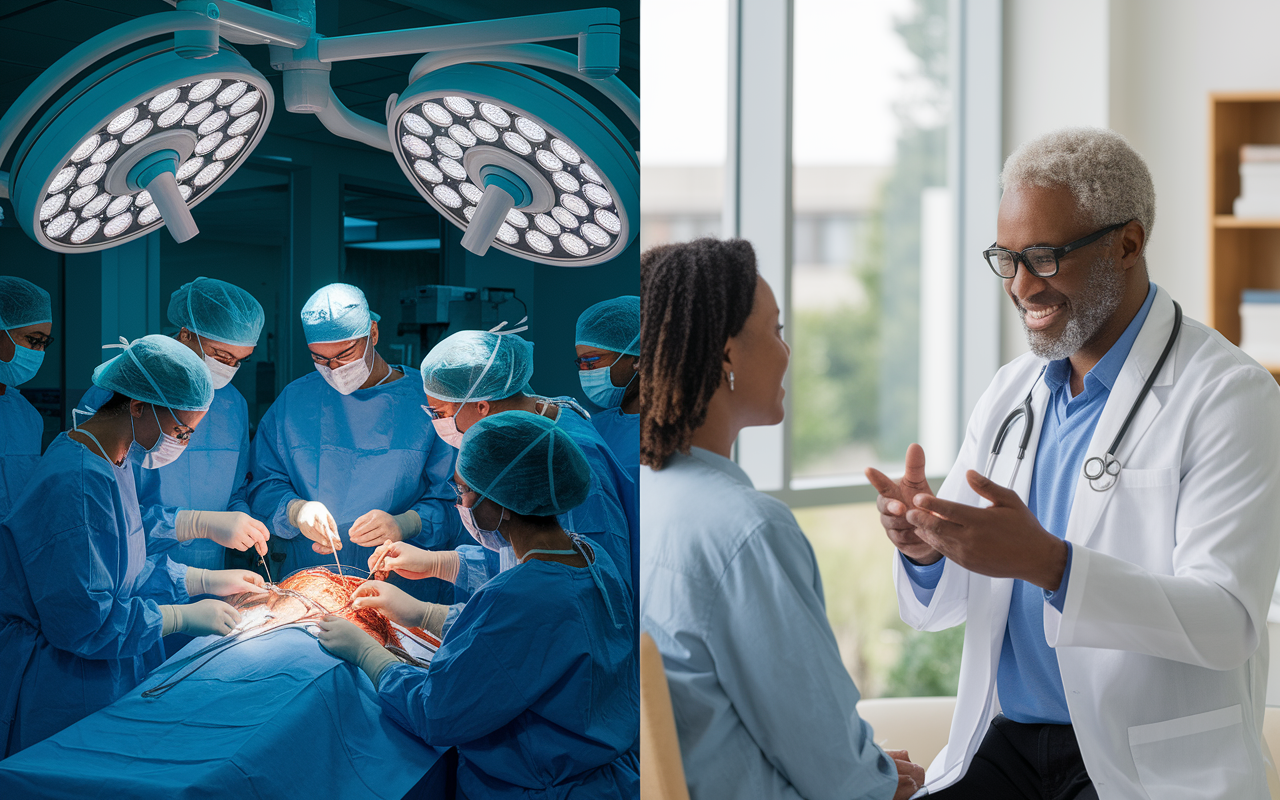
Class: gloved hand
349,509,421,547
288,499,340,553
161,598,241,637
176,509,270,556
351,581,449,636
315,616,399,687
188,567,267,597
368,541,460,582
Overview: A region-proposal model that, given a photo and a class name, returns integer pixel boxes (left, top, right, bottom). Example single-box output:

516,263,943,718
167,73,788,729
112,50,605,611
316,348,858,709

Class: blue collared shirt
905,283,1157,724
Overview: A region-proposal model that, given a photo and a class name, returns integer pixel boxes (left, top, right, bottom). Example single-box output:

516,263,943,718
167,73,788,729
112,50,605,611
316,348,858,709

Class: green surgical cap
575,295,640,356
168,277,265,347
421,329,535,403
458,411,591,517
92,334,214,411
0,277,52,329
300,283,381,344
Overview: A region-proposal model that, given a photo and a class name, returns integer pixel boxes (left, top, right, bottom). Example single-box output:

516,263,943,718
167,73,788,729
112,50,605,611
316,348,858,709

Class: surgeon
0,277,52,518
77,278,269,572
575,295,640,595
0,335,266,757
403,326,633,626
315,411,638,799
248,283,463,602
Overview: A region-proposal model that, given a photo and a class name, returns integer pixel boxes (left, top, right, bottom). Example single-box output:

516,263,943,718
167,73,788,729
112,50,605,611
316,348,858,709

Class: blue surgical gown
78,383,253,571
0,434,190,757
0,388,42,519
590,406,639,606
376,543,639,800
248,367,465,602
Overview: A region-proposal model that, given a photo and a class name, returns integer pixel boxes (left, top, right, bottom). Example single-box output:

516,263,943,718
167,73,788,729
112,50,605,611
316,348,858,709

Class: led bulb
515,117,546,142
183,101,214,126
506,208,529,228
443,96,474,117
414,159,444,183
177,156,204,180
72,135,101,163
438,157,467,181
525,229,553,253
214,136,246,161
228,111,259,136
552,172,580,193
502,132,532,155
193,161,225,187
459,183,483,204
432,184,463,208
469,119,498,142
198,110,228,136
496,223,519,244
583,184,613,207
559,232,588,256
107,108,138,135
195,132,223,155
178,184,193,200
71,218,100,243
580,222,610,247
230,90,260,117
158,102,188,128
189,78,222,102
149,89,180,113
106,195,133,217
82,193,111,217
536,150,563,172
70,185,98,207
435,136,463,160
401,134,431,158
463,206,476,221
91,140,119,164
534,213,561,236
561,194,589,217
76,163,106,186
402,113,431,136
594,208,621,233
138,204,162,225
48,167,77,194
551,207,578,229
550,139,581,165
39,194,66,221
104,213,133,237
422,102,452,127
46,211,76,238
122,119,153,144
579,162,603,184
480,103,511,127
135,190,153,208
216,81,247,106
448,124,476,148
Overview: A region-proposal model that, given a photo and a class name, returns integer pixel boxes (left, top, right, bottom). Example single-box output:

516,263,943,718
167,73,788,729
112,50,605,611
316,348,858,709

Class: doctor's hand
176,510,270,556
866,444,942,565
888,750,925,800
349,581,431,628
202,568,268,596
288,499,341,553
349,509,421,547
906,470,1069,591
369,540,459,582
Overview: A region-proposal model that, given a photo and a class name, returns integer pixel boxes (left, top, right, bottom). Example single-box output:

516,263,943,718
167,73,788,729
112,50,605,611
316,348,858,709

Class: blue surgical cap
575,295,640,356
93,334,214,411
458,411,591,517
168,277,265,347
300,283,382,345
0,277,52,330
421,330,535,403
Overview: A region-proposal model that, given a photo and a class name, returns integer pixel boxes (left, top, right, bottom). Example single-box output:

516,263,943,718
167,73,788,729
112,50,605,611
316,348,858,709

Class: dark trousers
929,715,1097,800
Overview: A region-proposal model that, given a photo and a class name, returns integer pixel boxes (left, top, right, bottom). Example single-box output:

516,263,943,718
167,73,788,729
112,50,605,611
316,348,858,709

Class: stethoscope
987,301,1182,493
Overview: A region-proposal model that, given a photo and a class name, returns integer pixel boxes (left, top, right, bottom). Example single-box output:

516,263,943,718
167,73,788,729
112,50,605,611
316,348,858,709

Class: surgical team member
399,327,633,631
640,238,922,800
0,335,265,757
77,278,269,570
575,295,641,596
315,411,639,799
869,128,1280,798
248,283,463,602
0,277,52,518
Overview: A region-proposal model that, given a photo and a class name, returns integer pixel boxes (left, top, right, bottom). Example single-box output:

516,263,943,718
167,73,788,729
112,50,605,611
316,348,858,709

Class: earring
729,371,735,392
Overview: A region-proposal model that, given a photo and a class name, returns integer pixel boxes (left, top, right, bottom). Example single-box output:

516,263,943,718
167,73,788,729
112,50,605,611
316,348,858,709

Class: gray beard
1021,254,1126,360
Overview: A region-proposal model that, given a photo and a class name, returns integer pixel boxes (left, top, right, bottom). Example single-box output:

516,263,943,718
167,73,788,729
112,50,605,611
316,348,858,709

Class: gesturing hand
866,444,942,565
888,749,925,800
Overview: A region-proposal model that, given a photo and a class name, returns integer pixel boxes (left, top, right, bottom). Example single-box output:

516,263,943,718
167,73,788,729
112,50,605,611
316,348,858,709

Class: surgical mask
457,500,507,552
432,413,465,449
130,406,186,469
579,364,635,408
315,334,372,395
0,329,44,387
195,340,238,390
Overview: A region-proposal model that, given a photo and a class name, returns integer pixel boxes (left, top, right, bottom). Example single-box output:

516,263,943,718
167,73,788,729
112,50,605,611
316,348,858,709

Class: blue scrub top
0,389,42,520
590,406,639,604
78,382,254,571
247,366,465,602
0,433,190,757
376,543,639,799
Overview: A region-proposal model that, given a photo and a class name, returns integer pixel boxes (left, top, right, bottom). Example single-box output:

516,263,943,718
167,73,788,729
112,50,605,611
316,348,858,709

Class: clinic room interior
4,0,1280,798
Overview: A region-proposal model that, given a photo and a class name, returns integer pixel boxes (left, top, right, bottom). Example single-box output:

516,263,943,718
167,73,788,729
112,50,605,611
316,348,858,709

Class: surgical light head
92,334,214,412
300,283,382,345
0,276,52,329
457,410,591,517
420,329,535,404
168,277,265,348
576,294,640,356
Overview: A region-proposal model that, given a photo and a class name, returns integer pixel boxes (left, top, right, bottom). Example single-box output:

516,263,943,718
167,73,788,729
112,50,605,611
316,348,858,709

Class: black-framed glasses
983,220,1132,279
309,340,362,369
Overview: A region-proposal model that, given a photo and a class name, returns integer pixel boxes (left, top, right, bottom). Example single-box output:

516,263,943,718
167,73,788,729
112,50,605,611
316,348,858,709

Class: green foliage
882,624,965,698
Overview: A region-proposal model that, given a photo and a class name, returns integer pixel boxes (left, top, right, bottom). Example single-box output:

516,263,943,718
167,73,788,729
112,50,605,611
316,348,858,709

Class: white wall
999,0,1280,364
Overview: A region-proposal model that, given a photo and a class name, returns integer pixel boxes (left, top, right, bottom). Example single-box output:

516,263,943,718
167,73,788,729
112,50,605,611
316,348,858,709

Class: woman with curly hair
640,237,923,800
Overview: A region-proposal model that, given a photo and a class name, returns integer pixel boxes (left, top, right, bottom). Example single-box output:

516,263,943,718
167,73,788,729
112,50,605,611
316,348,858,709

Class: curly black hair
640,238,758,469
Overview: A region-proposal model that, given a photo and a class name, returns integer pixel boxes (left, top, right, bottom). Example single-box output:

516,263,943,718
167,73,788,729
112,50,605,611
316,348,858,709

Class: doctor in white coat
869,128,1280,799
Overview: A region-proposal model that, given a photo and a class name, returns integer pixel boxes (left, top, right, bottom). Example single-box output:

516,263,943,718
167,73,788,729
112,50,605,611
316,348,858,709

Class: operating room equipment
0,1,637,266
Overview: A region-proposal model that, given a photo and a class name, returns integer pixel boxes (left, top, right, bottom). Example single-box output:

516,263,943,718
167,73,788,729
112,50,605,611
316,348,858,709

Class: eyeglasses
574,352,620,371
983,220,1132,279
421,403,456,420
309,341,362,369
161,406,194,443
448,479,474,504
23,333,53,351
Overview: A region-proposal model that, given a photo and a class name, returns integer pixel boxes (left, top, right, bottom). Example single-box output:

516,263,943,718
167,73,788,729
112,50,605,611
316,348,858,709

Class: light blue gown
247,367,465,603
641,447,898,800
590,406,639,602
0,434,190,757
376,542,639,800
0,389,42,519
78,383,253,570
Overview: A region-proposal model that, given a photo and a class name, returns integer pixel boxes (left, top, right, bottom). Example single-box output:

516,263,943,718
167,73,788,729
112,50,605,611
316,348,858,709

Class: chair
854,696,957,771
640,632,690,800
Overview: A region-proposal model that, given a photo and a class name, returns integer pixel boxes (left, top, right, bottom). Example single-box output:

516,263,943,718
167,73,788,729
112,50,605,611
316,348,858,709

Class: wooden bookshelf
1209,92,1280,381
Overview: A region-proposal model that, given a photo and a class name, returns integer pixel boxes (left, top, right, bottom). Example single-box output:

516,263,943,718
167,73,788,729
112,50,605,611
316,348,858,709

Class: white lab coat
898,288,1280,799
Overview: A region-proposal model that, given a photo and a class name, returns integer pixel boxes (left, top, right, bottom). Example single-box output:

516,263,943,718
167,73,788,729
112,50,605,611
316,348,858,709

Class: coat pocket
1128,705,1254,799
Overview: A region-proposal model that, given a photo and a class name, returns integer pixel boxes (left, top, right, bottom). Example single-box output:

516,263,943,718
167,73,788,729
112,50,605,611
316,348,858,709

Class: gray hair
1000,127,1155,248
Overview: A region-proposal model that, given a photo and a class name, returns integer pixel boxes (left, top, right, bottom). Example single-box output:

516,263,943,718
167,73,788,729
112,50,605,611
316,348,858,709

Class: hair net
421,329,535,403
575,295,640,356
168,277,265,347
92,334,214,411
300,283,382,345
0,277,52,329
458,411,591,517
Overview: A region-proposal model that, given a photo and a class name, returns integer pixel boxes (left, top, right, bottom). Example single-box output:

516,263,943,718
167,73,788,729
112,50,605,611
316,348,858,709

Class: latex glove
191,568,267,597
368,540,460,583
349,509,421,547
161,599,241,637
176,509,270,556
288,499,340,553
315,616,399,687
351,581,449,636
